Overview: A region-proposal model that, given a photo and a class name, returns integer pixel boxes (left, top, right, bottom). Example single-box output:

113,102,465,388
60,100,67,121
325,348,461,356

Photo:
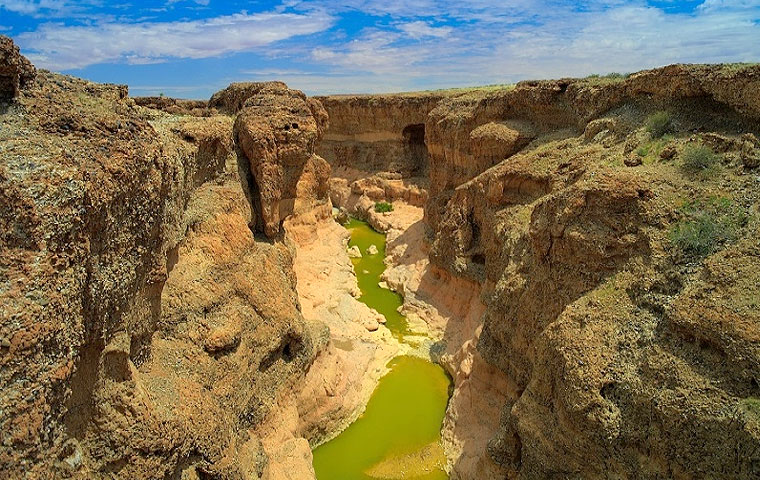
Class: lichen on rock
0,35,35,102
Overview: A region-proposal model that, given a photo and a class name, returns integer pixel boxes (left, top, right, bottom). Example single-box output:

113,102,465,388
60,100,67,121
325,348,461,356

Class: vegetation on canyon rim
3,31,760,480
646,111,674,138
668,196,748,260
681,143,720,173
374,201,394,213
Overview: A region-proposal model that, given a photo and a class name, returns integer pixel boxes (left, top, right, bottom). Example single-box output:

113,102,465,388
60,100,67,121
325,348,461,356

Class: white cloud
0,0,66,15
165,0,211,6
698,0,760,13
398,21,453,39
17,10,335,70
310,29,433,74
6,0,760,96
289,0,541,21
302,1,760,94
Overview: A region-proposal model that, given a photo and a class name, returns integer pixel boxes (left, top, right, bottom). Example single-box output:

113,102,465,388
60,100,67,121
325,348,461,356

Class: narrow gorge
2,36,760,480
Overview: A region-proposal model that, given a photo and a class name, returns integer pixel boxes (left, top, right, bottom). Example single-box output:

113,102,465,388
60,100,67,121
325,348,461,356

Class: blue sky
1,0,758,97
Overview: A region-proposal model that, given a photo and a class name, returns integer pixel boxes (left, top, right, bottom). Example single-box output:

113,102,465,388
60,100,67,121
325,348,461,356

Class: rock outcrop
0,39,325,479
0,35,35,102
322,63,760,479
233,82,331,238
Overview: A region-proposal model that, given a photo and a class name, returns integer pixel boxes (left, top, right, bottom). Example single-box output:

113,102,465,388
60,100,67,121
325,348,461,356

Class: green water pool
312,219,451,480
312,356,450,479
343,218,410,339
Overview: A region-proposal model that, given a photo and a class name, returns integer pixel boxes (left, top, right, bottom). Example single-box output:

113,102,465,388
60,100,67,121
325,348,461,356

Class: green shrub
669,197,747,259
646,111,673,138
681,144,718,172
740,398,760,419
585,72,629,82
635,135,674,164
374,201,394,213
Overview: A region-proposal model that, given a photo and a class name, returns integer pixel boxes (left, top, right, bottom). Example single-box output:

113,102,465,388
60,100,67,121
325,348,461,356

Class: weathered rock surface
234,82,331,238
324,63,760,479
317,94,444,175
0,39,325,479
435,70,760,479
0,35,35,102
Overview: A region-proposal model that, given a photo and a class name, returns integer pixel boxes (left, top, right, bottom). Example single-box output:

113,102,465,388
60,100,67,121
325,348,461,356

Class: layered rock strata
316,94,444,175
322,64,760,479
0,41,329,479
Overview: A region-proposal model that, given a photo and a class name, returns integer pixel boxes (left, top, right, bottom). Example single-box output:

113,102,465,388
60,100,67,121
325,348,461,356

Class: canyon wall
4,28,760,480
0,39,331,479
323,65,760,479
316,94,444,176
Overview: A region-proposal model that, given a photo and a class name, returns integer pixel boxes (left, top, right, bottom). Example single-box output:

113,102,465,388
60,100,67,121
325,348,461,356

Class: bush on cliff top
646,111,674,138
669,196,747,259
374,202,394,213
681,144,719,173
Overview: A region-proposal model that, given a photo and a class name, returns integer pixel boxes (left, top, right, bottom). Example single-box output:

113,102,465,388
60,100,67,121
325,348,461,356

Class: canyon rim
1,23,760,480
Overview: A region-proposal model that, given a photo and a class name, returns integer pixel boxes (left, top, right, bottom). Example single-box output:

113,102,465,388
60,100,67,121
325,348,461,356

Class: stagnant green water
343,218,410,338
312,219,451,480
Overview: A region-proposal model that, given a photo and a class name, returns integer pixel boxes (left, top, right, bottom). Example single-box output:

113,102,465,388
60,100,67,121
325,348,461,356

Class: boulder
660,144,678,161
0,35,36,102
624,154,643,167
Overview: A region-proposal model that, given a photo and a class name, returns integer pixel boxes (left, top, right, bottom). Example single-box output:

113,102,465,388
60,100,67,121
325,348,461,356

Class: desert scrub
636,135,673,163
374,201,394,213
740,398,760,420
646,111,673,138
681,144,718,173
669,196,747,259
585,72,629,84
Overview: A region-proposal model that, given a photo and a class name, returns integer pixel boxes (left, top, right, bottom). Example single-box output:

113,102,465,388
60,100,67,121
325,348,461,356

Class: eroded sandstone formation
320,64,760,479
316,94,443,175
233,82,331,238
0,40,325,479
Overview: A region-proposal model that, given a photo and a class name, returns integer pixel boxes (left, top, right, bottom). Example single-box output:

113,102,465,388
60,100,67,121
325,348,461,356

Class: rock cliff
322,64,760,479
0,38,327,479
3,29,760,479
233,82,331,239
316,94,444,175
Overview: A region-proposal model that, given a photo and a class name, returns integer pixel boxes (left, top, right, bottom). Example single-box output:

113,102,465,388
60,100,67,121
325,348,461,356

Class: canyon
1,35,760,480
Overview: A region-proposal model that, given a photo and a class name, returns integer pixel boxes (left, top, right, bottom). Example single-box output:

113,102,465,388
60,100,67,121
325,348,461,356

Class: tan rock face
323,63,760,479
0,35,35,101
233,82,331,238
427,69,760,478
0,40,323,479
317,94,443,175
424,64,760,235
